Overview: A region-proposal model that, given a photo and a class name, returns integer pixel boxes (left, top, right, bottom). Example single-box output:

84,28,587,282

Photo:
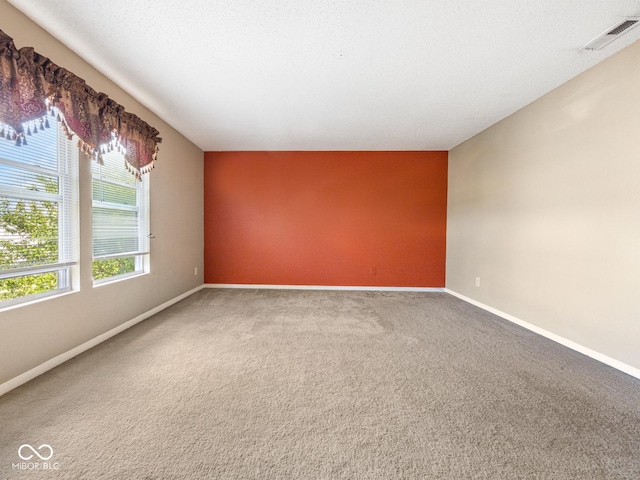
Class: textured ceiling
7,0,640,151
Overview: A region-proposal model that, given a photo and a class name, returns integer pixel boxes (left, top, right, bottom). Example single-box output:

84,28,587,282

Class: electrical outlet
194,267,198,276
475,277,480,287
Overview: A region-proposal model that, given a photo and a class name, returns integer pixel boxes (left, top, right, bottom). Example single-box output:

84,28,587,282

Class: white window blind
92,148,149,282
0,115,78,305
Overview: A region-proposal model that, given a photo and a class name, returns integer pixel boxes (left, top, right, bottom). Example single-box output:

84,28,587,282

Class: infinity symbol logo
18,444,54,461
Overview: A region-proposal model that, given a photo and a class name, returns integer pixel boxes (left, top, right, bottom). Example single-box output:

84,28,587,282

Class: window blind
0,118,78,273
92,149,149,262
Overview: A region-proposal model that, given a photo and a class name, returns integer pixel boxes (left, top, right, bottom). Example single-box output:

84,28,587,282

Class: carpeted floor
0,289,639,479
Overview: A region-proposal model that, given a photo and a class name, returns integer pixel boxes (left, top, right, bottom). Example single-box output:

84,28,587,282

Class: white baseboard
205,283,445,292
0,284,205,397
444,288,640,380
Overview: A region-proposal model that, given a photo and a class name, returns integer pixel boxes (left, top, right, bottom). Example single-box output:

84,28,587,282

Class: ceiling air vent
579,16,640,51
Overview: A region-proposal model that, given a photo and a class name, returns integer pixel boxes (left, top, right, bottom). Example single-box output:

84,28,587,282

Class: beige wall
447,39,640,370
0,1,204,385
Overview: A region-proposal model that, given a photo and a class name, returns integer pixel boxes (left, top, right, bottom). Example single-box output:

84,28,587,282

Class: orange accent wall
204,151,447,287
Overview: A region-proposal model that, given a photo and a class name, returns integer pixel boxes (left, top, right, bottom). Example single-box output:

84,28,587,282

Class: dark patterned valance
0,29,161,179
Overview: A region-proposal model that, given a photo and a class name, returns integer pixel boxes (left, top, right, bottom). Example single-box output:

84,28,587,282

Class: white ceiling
7,0,640,151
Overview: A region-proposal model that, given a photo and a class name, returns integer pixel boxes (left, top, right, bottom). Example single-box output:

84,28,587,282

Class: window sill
92,271,148,288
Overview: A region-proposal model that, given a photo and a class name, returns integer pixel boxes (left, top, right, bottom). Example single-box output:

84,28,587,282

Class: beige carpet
0,289,639,479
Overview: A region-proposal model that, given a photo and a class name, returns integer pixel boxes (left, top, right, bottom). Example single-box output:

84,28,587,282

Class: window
0,117,78,307
92,148,149,283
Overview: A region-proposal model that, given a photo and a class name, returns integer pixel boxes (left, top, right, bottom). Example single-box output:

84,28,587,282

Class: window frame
0,120,78,308
91,149,150,285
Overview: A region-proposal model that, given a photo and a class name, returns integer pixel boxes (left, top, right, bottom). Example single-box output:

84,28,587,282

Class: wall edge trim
444,288,640,380
0,284,206,397
205,283,445,292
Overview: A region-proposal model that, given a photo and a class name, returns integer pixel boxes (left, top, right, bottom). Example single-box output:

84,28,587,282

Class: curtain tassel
62,122,72,139
15,135,22,147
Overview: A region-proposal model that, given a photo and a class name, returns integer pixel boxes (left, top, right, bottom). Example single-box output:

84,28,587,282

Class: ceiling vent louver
580,17,640,51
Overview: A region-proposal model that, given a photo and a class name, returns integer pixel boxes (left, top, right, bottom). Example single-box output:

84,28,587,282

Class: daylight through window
92,148,149,283
0,116,78,306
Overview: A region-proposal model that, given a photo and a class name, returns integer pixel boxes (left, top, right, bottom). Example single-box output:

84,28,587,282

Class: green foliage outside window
0,176,135,302
92,256,135,281
0,271,58,302
0,177,59,302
